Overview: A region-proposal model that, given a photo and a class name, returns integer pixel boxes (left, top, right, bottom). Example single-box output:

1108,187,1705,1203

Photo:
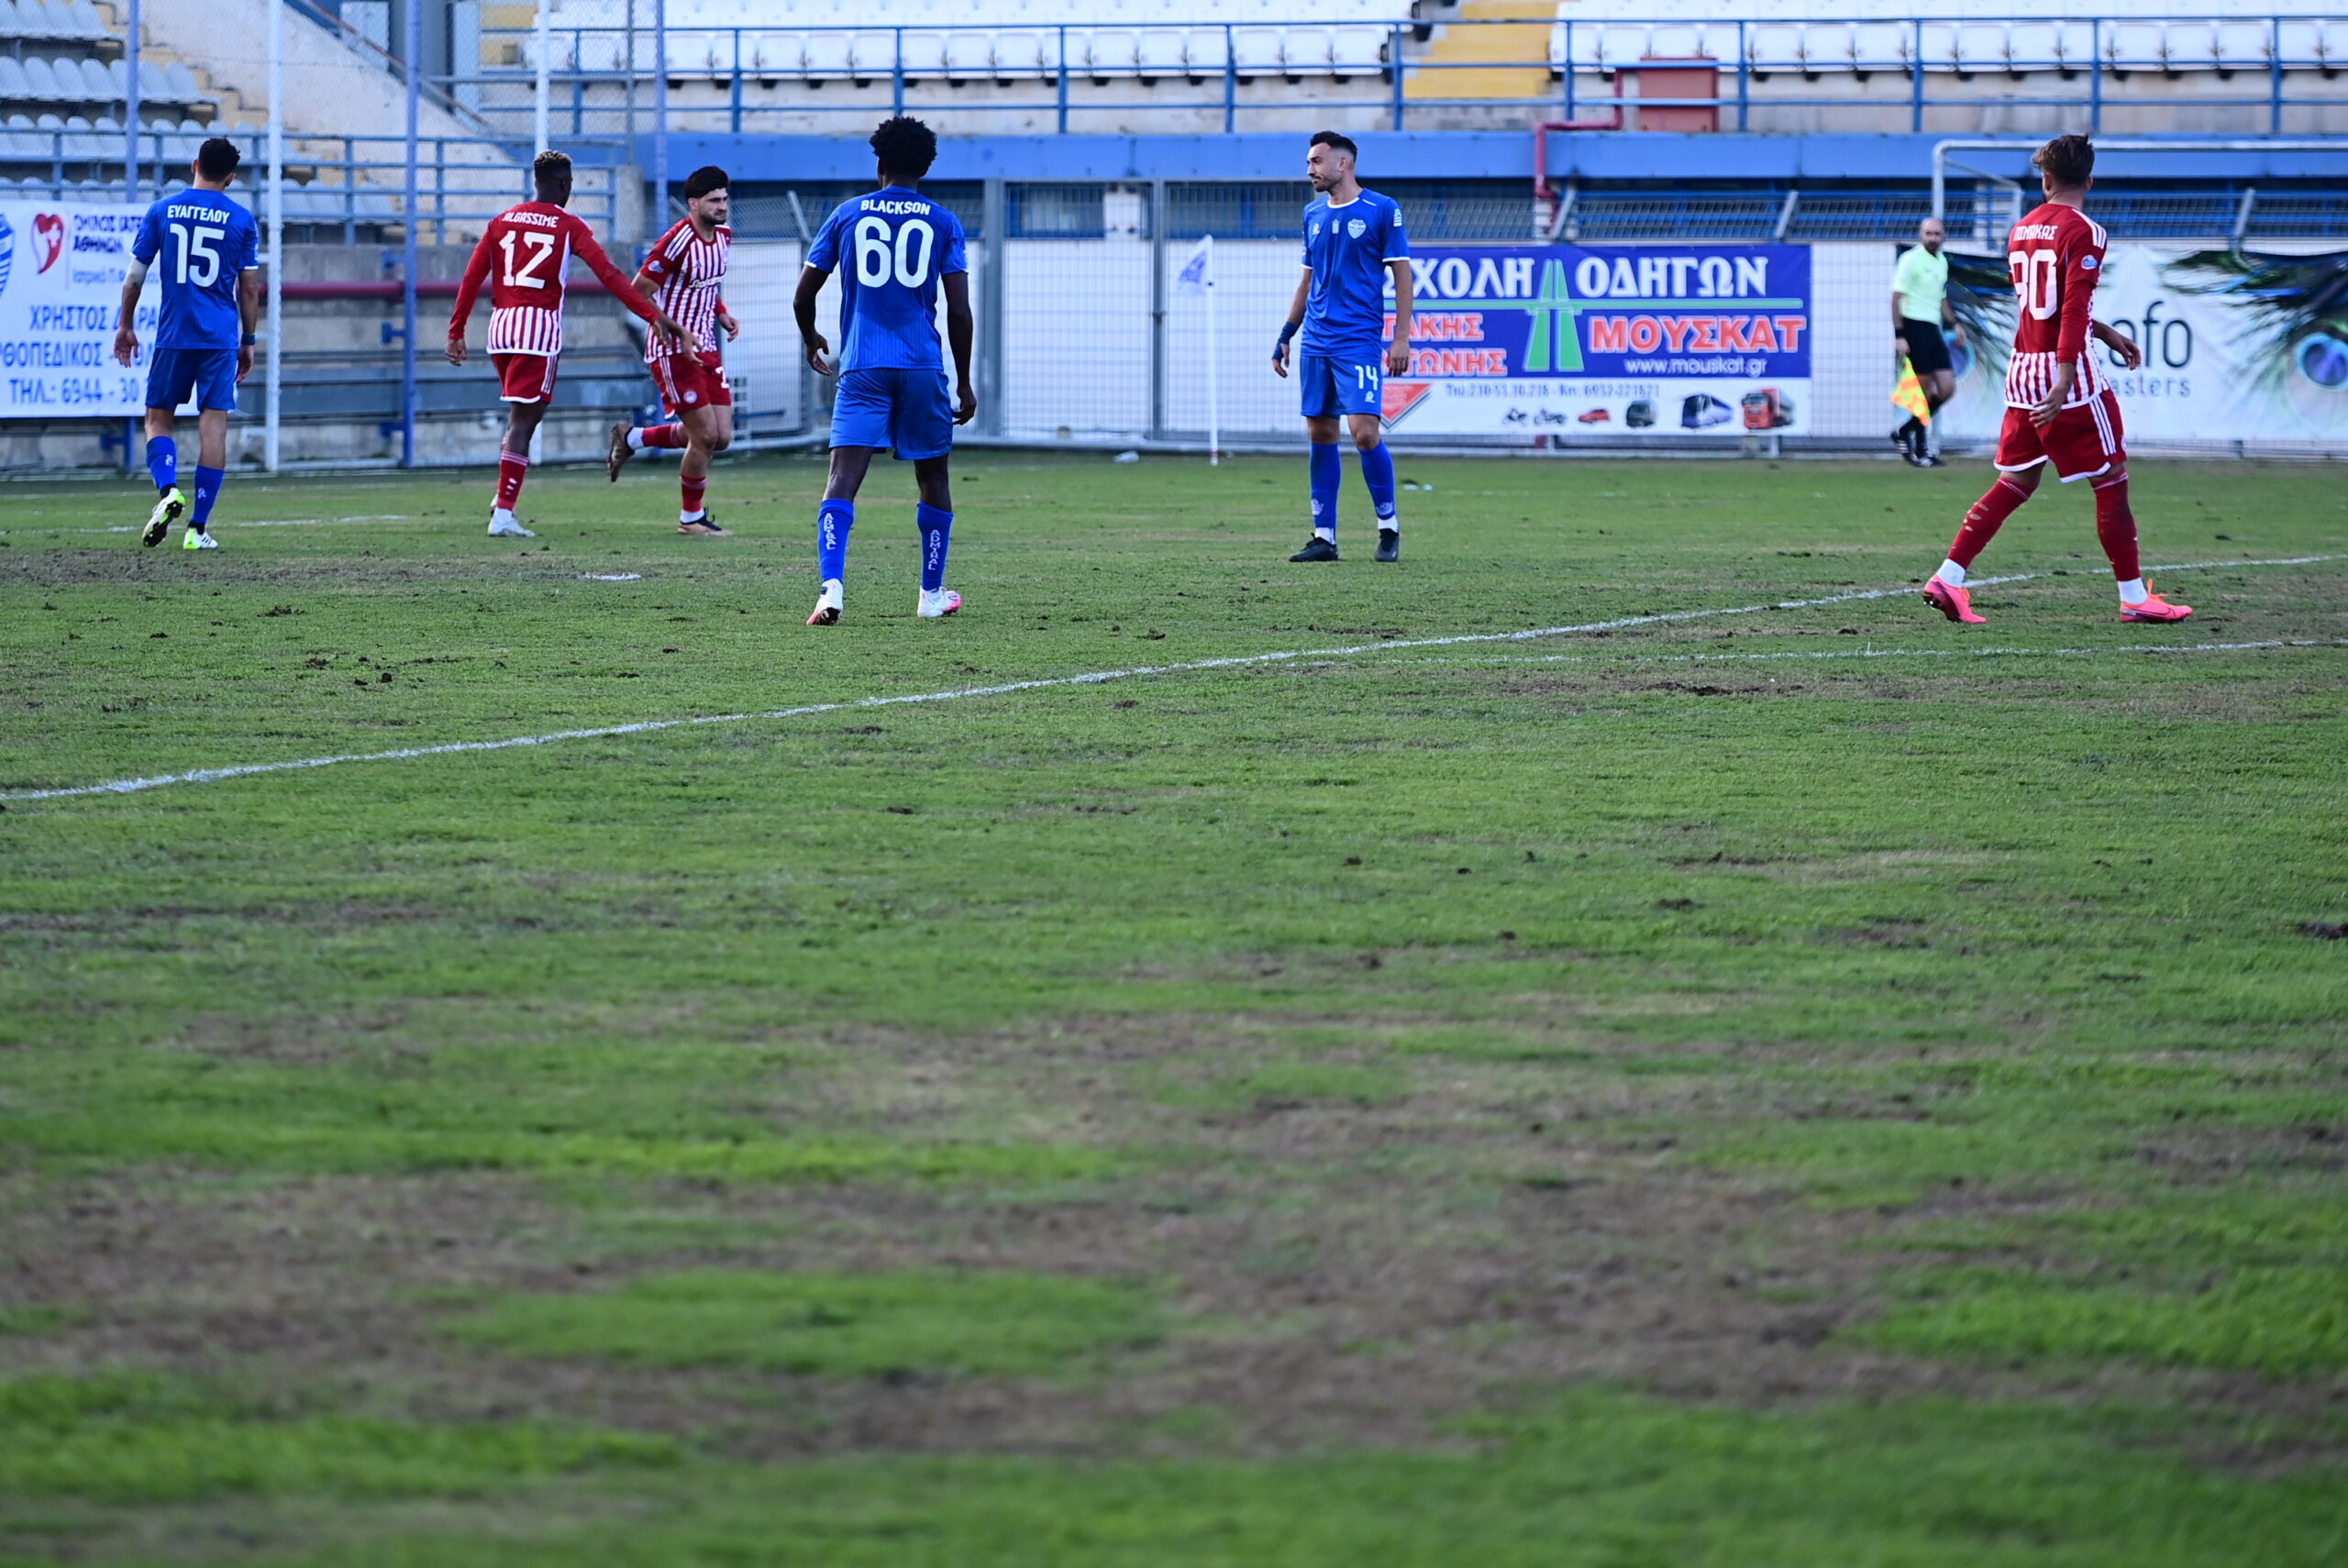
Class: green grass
2,450,2345,1562
444,1268,1165,1378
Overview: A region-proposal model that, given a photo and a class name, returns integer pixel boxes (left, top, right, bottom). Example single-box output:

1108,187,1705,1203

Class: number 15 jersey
132,188,259,350
448,201,659,359
806,187,969,373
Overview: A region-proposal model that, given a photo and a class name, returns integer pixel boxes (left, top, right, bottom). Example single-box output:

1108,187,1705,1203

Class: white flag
1175,233,1213,294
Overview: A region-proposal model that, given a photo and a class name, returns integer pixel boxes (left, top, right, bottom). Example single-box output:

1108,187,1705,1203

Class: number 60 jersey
448,200,659,359
806,186,969,372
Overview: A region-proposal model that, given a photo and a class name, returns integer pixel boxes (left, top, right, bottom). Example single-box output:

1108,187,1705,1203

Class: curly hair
869,116,937,182
532,149,573,199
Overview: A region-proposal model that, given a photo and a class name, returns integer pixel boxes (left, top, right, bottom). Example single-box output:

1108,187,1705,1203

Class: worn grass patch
444,1269,1166,1379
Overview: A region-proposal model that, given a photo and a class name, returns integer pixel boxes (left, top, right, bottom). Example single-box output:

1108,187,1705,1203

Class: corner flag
1176,234,1213,294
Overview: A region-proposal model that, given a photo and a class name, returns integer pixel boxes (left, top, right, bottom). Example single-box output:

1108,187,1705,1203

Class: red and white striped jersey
640,217,731,363
2002,203,2112,410
448,201,659,359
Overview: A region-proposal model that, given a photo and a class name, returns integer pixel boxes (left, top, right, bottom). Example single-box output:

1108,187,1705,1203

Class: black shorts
1900,317,1952,376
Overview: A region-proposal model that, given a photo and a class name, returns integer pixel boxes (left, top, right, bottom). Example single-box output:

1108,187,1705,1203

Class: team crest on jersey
2080,254,2099,270
1311,222,1322,238
1347,219,1366,238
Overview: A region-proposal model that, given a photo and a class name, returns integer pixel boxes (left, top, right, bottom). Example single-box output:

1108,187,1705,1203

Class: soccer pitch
2,452,2345,1564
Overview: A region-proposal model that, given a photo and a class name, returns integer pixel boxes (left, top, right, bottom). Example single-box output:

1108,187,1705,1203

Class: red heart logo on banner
32,213,64,273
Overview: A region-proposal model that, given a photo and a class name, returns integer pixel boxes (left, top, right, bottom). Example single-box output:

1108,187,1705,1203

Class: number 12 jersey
448,201,659,359
807,187,969,373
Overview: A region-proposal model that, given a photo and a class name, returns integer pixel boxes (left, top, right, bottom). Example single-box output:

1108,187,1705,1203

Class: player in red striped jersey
605,165,740,536
446,150,684,538
1922,134,2192,625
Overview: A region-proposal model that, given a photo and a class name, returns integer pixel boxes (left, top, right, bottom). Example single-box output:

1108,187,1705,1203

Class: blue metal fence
439,14,2348,141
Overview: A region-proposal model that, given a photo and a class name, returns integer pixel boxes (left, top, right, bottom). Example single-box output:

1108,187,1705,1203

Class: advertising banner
1382,243,1812,439
0,200,158,420
1936,242,2348,452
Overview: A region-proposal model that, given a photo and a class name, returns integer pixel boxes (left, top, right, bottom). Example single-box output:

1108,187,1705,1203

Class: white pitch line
6,553,2336,805
7,515,412,536
1384,637,2348,670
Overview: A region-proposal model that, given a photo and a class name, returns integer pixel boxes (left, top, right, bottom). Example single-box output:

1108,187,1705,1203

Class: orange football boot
2121,583,2193,624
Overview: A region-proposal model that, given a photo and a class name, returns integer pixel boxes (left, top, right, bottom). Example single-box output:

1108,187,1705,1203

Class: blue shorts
147,345,238,414
830,366,954,460
1298,351,1384,419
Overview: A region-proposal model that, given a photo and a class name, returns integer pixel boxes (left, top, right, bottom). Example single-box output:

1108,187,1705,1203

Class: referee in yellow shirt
1891,216,1966,468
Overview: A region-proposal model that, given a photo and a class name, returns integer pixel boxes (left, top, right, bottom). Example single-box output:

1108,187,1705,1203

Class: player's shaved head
533,149,574,204
194,138,239,182
2032,134,2095,192
870,116,937,184
1918,215,1946,251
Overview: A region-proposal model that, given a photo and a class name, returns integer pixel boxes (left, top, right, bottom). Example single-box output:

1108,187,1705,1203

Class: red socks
494,452,529,512
2091,469,2140,581
681,474,707,520
1946,474,2032,569
640,424,686,450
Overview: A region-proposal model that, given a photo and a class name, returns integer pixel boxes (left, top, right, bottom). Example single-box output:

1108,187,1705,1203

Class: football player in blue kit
792,115,977,625
1272,131,1413,564
113,136,261,550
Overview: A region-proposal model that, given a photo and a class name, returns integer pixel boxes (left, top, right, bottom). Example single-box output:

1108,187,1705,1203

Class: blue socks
916,503,953,593
1308,441,1341,540
1358,441,1398,528
816,499,853,583
191,466,224,532
146,437,176,494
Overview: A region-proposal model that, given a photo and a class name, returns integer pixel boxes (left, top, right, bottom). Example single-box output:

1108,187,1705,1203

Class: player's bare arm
1385,259,1413,377
1274,270,1309,378
943,271,977,425
2032,360,2076,428
792,264,833,375
236,270,262,383
717,303,739,341
2093,319,2143,370
113,262,145,367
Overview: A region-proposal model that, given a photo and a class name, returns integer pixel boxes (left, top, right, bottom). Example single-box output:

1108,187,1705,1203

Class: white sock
1934,559,1966,587
626,427,647,451
820,578,844,602
492,507,516,525
2118,577,2149,606
681,509,705,525
1314,526,1335,543
1378,513,1399,533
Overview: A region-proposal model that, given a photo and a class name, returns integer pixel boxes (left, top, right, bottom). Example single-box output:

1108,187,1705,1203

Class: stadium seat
2104,23,2165,77
1082,28,1138,82
1135,26,1185,83
578,34,626,73
163,61,202,103
898,28,948,81
748,32,798,77
1231,24,1280,81
2213,21,2269,75
942,30,991,84
67,0,102,40
1847,22,1910,77
1916,23,1959,74
1182,27,1226,82
20,56,59,101
2163,22,2219,73
992,29,1050,82
2276,20,2320,71
0,57,28,102
0,1,23,42
847,31,896,84
1745,24,1803,80
1599,26,1648,76
1329,25,1383,79
1280,27,1331,81
1954,23,2008,78
1645,25,1707,62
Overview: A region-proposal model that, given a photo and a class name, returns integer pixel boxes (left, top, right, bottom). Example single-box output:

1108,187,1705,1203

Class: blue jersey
1300,189,1408,359
133,188,259,351
807,186,969,373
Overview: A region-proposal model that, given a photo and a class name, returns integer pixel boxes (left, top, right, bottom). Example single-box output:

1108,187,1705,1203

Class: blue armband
1277,320,1301,350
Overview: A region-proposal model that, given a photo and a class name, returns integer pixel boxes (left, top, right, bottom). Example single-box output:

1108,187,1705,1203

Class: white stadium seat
1231,25,1280,80
20,56,59,100
1281,26,1331,81
1135,26,1185,83
749,32,801,76
943,31,992,83
992,29,1050,81
1599,26,1648,74
2163,22,2219,73
1916,23,1960,74
2276,20,2320,69
897,28,947,80
1183,27,1228,79
2104,23,2165,75
798,30,848,80
1955,23,2009,76
1646,25,1707,61
1746,25,1803,78
847,31,897,83
2215,22,2272,73
1330,25,1383,79
1848,23,1910,76
1083,28,1138,80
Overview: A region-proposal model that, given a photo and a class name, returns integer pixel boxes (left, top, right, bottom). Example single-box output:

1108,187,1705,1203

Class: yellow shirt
1893,245,1948,323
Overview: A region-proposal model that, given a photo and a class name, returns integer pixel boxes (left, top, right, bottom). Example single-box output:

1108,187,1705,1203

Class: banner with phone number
1380,243,1811,438
0,200,162,419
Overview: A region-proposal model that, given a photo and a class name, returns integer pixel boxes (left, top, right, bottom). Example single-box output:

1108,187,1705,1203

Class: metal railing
0,128,615,237
432,13,2348,141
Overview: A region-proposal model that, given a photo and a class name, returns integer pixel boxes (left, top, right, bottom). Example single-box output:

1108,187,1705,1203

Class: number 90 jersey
806,187,969,373
2002,203,2112,412
132,188,258,350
